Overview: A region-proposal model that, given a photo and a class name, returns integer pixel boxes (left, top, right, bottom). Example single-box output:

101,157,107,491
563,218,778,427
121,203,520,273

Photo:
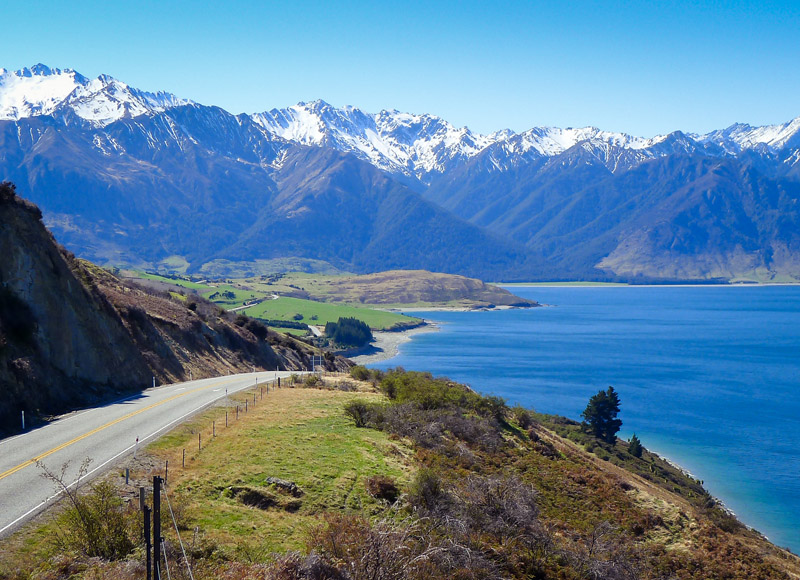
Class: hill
3,369,799,578
307,269,539,307
0,183,348,437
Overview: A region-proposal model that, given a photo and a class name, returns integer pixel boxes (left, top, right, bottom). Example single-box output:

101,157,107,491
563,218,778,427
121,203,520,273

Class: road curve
0,371,299,537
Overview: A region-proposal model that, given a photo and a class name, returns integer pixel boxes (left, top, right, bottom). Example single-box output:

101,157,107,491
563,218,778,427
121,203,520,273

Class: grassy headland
121,269,536,339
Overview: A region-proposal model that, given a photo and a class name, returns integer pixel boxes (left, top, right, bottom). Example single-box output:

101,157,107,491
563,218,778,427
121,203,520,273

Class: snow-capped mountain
252,100,495,182
252,100,714,182
696,117,800,154
3,64,800,180
0,64,192,127
253,101,800,180
3,63,800,283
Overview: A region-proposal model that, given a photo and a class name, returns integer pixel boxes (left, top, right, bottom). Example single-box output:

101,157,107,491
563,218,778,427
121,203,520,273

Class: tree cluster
325,317,373,348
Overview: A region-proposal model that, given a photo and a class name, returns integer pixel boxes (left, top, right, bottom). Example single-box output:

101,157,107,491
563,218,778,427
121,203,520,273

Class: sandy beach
348,322,439,365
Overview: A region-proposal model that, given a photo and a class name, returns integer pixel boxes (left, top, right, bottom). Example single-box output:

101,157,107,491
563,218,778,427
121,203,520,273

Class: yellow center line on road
0,376,247,482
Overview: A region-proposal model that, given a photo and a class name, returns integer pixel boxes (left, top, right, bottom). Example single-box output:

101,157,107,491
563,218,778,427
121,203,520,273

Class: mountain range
2,64,800,281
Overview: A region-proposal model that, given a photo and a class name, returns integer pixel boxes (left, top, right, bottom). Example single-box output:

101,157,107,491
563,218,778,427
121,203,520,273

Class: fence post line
153,476,162,580
144,505,152,580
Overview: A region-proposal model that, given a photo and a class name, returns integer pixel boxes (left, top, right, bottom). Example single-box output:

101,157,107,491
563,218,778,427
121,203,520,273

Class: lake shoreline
348,322,440,365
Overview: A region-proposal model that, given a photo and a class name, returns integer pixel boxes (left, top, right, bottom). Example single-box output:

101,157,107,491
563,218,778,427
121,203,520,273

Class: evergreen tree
628,433,643,458
581,386,622,444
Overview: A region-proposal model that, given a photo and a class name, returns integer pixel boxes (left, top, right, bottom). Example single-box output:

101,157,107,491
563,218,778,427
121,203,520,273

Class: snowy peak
0,65,86,120
696,117,800,154
253,102,495,180
0,64,191,127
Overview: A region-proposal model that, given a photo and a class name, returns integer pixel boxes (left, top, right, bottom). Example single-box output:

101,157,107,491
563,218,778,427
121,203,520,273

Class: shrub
407,468,446,514
343,399,380,428
244,318,268,340
511,405,535,429
304,374,322,387
52,479,136,560
350,365,370,381
364,475,400,503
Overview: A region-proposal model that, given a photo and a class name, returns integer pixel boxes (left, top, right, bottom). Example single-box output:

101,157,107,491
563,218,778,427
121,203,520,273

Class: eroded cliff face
0,183,152,432
0,183,348,436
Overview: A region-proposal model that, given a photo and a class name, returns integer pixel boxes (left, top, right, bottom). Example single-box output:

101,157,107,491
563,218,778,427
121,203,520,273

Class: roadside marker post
21,411,24,431
134,436,139,459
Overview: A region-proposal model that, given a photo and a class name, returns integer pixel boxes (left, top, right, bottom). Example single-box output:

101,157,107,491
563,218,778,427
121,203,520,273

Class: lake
369,285,800,552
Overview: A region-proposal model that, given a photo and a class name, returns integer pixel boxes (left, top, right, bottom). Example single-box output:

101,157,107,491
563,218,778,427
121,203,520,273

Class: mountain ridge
2,64,800,282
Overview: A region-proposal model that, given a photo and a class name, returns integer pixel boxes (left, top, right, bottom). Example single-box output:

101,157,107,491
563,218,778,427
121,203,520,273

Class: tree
628,433,643,458
581,386,622,444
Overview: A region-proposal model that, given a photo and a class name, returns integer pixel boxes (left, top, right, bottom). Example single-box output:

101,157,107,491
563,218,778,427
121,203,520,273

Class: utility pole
153,476,162,580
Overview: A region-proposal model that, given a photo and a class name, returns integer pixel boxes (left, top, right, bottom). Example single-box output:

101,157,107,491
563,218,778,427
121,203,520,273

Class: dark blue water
370,286,800,551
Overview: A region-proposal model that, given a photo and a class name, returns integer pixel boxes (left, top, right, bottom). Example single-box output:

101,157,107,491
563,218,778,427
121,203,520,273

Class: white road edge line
0,381,255,537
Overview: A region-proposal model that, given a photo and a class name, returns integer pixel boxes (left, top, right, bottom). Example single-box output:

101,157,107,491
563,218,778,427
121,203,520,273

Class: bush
512,405,535,429
364,475,400,503
350,365,370,381
407,468,446,513
304,374,322,387
343,399,382,428
52,479,136,560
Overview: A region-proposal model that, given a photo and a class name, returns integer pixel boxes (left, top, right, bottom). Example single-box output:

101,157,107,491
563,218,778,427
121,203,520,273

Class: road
0,370,298,538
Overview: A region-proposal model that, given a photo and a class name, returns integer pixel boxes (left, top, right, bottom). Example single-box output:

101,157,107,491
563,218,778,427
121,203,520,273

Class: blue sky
4,0,798,136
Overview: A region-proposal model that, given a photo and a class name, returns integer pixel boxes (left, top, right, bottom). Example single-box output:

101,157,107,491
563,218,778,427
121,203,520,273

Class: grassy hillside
3,370,798,579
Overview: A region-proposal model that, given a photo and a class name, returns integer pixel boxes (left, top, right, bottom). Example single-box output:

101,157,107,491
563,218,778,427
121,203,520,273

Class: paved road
0,371,298,537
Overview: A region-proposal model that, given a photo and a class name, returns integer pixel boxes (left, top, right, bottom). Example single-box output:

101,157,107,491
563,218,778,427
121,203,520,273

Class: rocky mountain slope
0,183,346,437
2,64,800,281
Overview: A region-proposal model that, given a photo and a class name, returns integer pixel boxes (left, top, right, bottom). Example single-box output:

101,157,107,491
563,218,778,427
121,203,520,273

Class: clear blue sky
4,0,798,136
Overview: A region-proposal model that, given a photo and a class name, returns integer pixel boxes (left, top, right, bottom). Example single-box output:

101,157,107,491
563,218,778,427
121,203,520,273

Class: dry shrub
307,514,498,580
40,461,136,561
364,475,400,503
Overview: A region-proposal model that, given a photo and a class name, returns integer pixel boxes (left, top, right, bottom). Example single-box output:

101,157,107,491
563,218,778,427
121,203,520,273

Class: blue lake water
369,286,800,551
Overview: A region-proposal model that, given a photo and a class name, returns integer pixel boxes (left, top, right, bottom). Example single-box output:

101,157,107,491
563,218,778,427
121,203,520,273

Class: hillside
3,369,799,579
0,183,348,437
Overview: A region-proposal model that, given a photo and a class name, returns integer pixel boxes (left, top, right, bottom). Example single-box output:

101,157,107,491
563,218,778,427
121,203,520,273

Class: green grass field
241,297,420,330
135,271,213,291
147,386,411,552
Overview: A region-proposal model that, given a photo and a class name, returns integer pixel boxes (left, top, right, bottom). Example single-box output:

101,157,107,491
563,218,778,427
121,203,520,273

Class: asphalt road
0,370,299,537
